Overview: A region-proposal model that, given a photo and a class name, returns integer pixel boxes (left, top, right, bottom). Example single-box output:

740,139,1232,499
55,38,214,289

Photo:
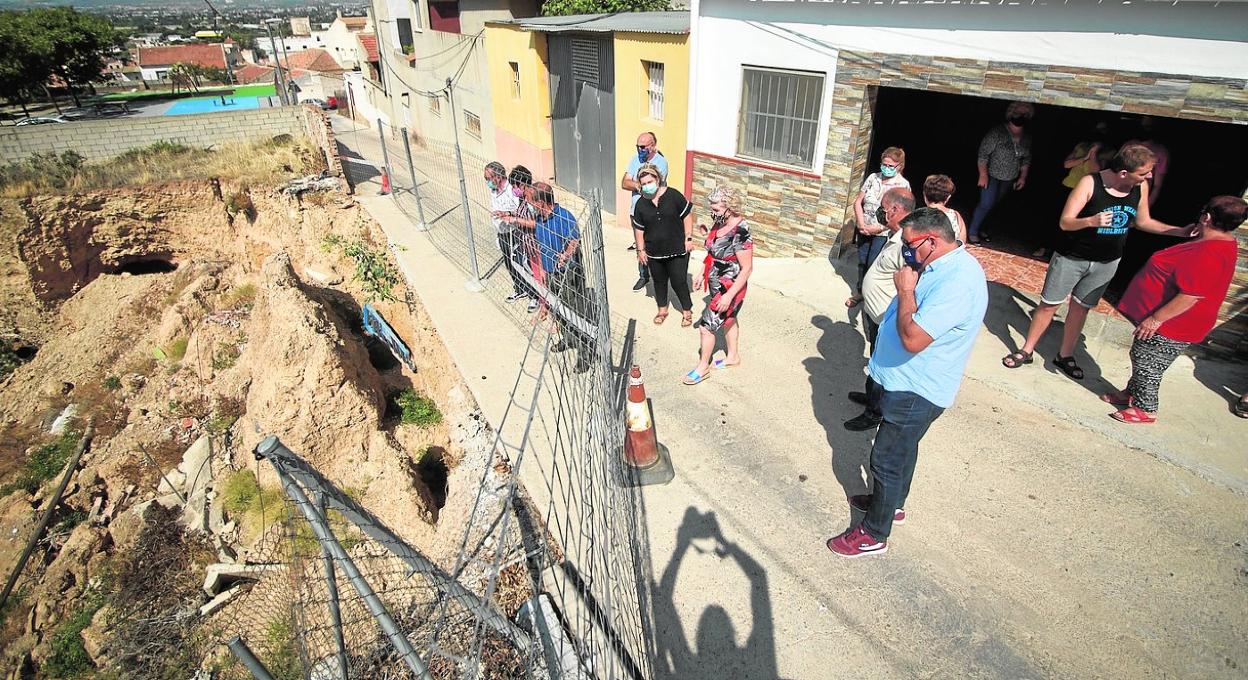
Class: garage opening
865,87,1248,298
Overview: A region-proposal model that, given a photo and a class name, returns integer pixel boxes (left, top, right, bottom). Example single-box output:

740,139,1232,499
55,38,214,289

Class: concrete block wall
0,107,306,162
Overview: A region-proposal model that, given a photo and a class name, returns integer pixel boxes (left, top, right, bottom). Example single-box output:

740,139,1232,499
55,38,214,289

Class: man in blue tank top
1001,144,1194,380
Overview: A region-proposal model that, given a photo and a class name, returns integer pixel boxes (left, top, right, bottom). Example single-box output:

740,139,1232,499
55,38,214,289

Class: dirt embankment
0,180,512,677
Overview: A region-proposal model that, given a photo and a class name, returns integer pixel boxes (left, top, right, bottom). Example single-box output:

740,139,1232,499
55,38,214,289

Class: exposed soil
0,178,527,677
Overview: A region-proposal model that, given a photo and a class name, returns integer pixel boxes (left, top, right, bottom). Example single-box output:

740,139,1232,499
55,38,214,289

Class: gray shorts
1040,252,1120,308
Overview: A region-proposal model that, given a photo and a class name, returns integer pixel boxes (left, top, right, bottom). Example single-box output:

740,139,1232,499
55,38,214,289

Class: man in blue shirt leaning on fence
531,182,595,374
828,207,988,558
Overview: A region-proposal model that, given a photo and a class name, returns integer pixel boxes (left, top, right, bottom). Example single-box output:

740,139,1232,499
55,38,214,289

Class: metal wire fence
200,113,654,680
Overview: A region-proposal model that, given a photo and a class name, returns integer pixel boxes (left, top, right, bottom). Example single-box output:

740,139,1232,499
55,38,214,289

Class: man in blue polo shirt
531,183,594,373
828,207,987,558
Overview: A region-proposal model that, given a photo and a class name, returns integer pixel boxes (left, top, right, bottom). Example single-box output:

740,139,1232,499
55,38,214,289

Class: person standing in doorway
827,209,988,558
632,163,695,327
1001,144,1193,379
847,147,910,308
621,132,668,291
968,101,1033,244
1034,122,1112,258
1126,116,1170,209
1103,196,1245,424
485,161,533,305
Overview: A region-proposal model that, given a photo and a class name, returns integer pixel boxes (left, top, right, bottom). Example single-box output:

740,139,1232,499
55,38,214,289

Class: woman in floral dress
684,186,754,386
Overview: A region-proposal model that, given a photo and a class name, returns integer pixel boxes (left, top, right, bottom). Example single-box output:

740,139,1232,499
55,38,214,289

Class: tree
38,8,125,106
0,11,53,116
540,0,670,16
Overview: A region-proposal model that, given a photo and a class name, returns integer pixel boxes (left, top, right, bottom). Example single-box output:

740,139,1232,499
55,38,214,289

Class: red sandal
1110,406,1156,424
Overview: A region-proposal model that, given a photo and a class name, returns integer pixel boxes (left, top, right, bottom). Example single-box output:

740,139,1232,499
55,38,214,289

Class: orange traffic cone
379,168,391,196
621,365,673,486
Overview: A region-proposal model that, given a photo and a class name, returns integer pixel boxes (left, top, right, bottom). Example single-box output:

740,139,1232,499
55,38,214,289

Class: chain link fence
200,110,654,680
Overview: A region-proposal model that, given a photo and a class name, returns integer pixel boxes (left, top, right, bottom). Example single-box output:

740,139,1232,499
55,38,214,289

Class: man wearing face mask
968,101,1033,244
621,132,668,291
827,209,987,559
531,182,594,373
843,189,917,431
484,161,532,304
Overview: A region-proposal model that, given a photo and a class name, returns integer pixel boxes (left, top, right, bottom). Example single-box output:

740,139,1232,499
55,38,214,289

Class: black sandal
1001,350,1033,369
1234,396,1248,419
1052,355,1084,380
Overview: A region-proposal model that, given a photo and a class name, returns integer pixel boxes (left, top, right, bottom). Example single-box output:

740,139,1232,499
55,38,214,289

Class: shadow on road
651,508,781,680
803,314,872,505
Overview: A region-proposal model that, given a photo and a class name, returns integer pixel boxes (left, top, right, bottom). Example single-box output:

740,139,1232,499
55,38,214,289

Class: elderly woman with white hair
684,186,754,386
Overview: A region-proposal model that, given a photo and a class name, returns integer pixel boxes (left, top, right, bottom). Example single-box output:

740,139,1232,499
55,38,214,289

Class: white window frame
736,66,825,170
644,61,664,122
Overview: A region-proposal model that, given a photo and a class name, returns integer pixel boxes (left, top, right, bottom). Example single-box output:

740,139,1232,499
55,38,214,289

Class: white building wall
688,0,1248,168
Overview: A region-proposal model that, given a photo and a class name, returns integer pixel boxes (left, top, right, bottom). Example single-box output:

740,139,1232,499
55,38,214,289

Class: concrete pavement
335,119,1248,679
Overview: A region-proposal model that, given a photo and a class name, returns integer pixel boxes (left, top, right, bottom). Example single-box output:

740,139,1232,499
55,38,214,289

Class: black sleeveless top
1056,172,1142,263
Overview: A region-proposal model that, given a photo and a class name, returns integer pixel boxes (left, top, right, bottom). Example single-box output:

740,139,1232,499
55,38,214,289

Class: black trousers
647,253,692,310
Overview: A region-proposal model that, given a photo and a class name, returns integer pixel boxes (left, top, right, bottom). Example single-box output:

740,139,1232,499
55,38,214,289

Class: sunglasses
903,236,934,250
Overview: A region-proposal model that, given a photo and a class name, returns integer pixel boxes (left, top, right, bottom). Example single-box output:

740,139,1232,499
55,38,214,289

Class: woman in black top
632,163,695,326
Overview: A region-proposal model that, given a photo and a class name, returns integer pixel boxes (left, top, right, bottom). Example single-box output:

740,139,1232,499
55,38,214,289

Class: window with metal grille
643,61,664,121
509,62,521,99
571,38,599,85
737,67,824,168
465,110,481,138
428,92,441,115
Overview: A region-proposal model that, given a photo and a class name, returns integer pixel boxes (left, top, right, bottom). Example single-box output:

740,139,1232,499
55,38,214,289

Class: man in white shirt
484,161,531,303
845,188,915,431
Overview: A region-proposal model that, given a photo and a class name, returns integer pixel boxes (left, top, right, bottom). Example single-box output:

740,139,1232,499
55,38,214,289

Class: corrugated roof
493,11,689,35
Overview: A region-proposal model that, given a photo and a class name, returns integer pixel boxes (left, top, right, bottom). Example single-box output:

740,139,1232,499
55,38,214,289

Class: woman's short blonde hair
707,186,742,215
636,163,665,184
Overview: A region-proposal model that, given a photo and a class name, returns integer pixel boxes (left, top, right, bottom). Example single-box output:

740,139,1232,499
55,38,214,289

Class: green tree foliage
0,8,123,111
540,0,671,16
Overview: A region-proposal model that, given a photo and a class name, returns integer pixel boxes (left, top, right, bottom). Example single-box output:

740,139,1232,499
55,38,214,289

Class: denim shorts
1040,252,1120,308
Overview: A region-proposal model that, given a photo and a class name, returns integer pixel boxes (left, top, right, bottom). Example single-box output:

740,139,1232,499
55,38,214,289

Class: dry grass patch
0,137,325,199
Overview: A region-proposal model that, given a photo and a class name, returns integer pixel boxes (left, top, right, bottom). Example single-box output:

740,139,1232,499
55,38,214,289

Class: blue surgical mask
487,180,497,191
640,183,658,197
637,146,649,162
880,164,898,179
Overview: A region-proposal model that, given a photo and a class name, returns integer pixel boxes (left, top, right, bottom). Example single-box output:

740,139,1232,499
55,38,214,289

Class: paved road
335,119,1248,679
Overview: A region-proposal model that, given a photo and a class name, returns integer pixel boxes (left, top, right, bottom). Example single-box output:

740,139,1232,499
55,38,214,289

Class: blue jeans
855,234,889,294
863,385,945,541
968,177,1012,239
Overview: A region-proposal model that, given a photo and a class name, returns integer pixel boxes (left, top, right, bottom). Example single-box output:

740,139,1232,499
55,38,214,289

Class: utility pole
264,20,288,105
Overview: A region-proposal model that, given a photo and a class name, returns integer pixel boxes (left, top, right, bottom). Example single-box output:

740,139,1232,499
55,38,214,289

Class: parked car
14,116,68,126
301,97,336,111
325,95,338,109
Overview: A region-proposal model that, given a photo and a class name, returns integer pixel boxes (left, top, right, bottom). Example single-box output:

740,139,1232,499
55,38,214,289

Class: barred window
428,93,441,115
509,62,521,99
644,61,664,121
737,67,824,168
465,110,481,138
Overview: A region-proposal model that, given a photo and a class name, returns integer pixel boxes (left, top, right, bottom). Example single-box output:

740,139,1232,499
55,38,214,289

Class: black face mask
1009,116,1027,127
875,206,888,224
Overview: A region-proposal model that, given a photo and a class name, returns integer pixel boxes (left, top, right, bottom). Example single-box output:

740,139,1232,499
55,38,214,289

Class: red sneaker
826,525,887,558
848,494,905,525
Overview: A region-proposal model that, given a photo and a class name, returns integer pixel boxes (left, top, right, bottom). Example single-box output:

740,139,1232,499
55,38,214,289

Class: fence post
376,119,395,201
269,456,433,680
445,78,484,292
227,636,278,680
315,491,350,680
400,127,429,231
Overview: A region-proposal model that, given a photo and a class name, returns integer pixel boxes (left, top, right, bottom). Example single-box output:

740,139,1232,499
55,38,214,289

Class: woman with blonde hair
847,146,909,308
684,186,754,385
632,163,696,326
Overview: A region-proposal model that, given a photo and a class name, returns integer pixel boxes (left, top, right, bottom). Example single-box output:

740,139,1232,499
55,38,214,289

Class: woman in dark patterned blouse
684,186,754,386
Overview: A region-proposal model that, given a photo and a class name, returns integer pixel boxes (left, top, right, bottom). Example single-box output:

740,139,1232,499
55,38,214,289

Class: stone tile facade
690,49,1248,354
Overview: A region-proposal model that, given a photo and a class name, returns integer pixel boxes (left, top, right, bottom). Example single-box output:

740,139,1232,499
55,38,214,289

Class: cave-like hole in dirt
13,346,37,360
364,336,399,371
415,447,449,510
116,258,178,275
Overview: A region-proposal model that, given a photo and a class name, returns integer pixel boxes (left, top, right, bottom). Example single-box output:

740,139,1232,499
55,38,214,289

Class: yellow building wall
612,32,690,226
483,23,555,182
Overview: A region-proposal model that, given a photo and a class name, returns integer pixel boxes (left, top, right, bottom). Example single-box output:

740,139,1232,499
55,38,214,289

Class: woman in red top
1104,195,1247,423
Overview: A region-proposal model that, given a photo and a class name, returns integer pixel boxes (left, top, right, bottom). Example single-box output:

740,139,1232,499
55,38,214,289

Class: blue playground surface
165,95,264,116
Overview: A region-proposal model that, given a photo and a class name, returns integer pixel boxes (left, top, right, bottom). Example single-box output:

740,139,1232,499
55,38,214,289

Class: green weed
220,283,257,311
44,594,106,678
390,389,442,427
164,337,188,362
0,428,82,497
102,376,122,391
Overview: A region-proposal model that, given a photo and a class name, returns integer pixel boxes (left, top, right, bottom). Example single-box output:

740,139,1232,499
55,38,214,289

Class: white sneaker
505,292,525,303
